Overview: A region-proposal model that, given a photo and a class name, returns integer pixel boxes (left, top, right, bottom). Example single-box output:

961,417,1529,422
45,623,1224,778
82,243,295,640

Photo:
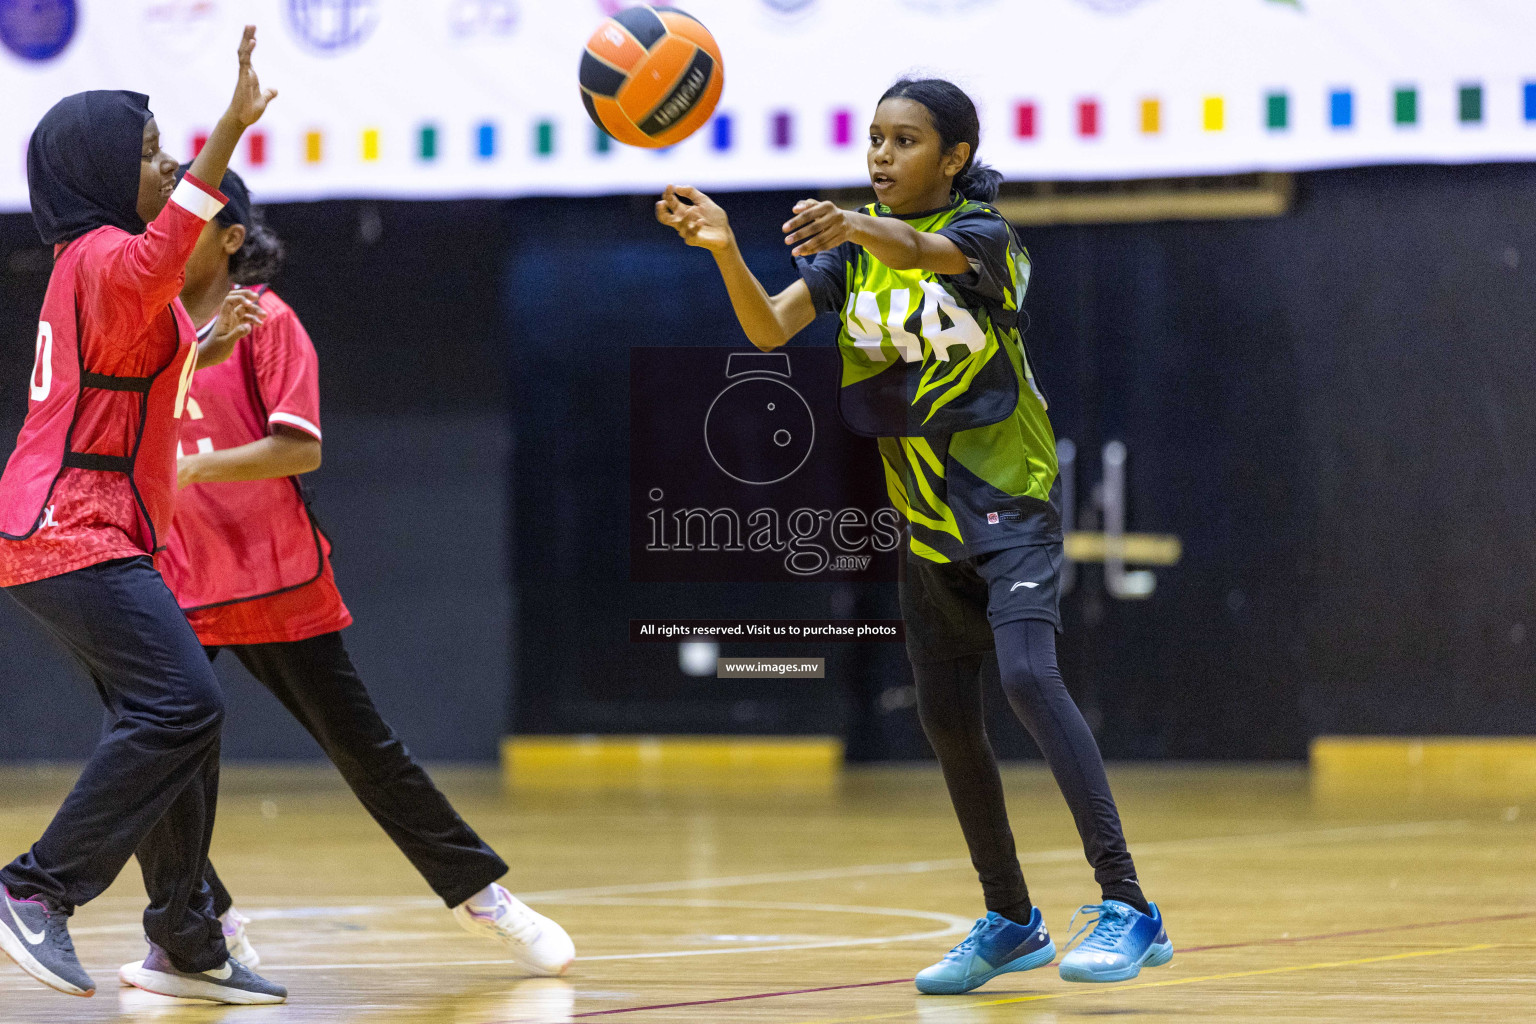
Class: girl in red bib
156,168,574,979
0,29,286,1005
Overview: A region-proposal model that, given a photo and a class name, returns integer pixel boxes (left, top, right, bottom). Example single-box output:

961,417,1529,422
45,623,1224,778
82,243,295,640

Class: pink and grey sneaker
452,883,575,976
119,943,286,1005
220,907,259,968
0,887,94,997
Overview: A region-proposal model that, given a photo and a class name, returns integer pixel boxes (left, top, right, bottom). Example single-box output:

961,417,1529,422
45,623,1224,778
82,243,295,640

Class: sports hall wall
3,163,1535,762
0,201,516,761
509,162,1536,761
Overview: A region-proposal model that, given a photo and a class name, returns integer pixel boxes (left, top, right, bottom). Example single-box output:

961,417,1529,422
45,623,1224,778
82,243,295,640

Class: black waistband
81,371,155,393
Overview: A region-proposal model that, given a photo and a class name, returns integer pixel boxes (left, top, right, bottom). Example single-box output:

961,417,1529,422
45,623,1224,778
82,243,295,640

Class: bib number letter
29,322,53,402
917,280,986,362
846,290,923,363
172,344,198,419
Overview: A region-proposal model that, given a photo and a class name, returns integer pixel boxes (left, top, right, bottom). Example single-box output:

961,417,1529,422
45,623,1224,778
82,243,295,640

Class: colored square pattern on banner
165,78,1536,177
1330,90,1353,128
1460,85,1484,124
1203,97,1224,132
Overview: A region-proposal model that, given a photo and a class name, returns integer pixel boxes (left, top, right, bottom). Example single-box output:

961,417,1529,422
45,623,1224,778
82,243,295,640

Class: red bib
157,287,351,646
0,230,197,552
160,288,328,611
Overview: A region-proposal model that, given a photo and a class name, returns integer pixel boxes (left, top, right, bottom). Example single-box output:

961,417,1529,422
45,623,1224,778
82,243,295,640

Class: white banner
1,0,1533,211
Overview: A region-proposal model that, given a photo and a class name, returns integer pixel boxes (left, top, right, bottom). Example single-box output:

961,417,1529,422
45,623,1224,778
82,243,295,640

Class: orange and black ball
579,6,724,149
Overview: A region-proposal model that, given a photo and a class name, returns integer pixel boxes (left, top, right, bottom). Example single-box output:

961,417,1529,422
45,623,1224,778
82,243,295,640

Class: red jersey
157,288,351,646
0,174,227,587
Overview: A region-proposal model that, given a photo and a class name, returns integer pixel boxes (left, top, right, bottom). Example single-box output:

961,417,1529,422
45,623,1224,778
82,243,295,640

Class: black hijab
28,90,154,245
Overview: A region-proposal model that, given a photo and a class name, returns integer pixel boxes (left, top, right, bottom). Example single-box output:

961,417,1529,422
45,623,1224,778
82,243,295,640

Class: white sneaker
220,908,259,969
452,883,574,976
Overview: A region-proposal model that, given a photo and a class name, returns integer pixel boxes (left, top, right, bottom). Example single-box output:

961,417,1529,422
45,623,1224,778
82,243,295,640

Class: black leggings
914,618,1137,915
203,632,507,913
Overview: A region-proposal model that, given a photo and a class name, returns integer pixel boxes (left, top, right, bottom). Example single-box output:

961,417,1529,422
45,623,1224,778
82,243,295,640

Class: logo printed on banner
140,1,223,59
1072,0,1160,12
899,0,1000,13
0,0,77,61
450,0,517,38
286,0,378,54
759,0,817,17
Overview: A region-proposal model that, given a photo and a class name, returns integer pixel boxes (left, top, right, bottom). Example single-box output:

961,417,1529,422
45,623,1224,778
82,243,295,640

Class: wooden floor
0,763,1531,1022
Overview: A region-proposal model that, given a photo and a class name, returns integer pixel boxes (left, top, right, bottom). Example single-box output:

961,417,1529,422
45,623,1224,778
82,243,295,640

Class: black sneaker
119,942,286,1005
0,886,95,996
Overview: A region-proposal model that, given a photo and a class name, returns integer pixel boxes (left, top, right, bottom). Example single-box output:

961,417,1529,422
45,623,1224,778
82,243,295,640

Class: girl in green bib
655,78,1173,991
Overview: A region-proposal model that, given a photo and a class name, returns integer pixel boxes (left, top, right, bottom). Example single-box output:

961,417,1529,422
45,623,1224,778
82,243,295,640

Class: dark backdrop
0,201,514,761
507,164,1536,760
2,163,1534,761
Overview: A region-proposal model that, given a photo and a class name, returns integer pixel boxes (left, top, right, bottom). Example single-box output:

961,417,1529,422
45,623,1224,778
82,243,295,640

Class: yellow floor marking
785,943,1498,1024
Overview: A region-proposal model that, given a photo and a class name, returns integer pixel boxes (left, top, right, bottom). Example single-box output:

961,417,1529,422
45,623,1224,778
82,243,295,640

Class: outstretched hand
227,25,278,127
782,199,854,257
213,288,267,347
655,185,733,251
194,288,266,371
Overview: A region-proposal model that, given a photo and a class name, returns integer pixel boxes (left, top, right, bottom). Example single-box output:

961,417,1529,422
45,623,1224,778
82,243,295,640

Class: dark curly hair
178,162,286,285
878,78,1003,203
225,208,285,286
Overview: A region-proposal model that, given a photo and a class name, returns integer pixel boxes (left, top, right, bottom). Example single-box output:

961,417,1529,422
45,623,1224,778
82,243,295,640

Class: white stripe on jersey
268,411,321,440
171,178,226,222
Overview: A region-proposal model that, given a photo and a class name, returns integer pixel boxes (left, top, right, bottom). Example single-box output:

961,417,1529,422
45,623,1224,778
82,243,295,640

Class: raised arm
98,27,277,321
188,25,277,197
781,199,972,276
656,185,815,351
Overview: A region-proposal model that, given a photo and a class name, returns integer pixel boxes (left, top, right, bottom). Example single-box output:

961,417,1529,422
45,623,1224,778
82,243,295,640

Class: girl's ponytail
879,78,1003,204
955,161,1003,203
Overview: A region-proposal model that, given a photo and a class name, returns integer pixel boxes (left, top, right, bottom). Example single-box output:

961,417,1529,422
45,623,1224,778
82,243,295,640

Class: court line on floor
271,899,973,971
568,980,911,1018
114,819,1470,965
571,900,969,962
517,820,1466,902
561,908,1536,1017
1181,909,1536,953
779,944,1499,1024
71,818,1456,939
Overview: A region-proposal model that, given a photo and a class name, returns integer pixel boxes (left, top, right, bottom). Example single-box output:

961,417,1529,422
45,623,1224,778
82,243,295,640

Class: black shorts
899,543,1064,664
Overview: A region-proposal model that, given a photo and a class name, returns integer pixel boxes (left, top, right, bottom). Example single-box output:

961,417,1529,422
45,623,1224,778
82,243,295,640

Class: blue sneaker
915,909,1056,995
1057,900,1173,983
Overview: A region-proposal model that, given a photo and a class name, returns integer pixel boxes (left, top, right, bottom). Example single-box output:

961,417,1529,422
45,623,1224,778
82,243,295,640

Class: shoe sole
119,963,286,1005
916,940,1058,995
0,920,93,997
1059,940,1174,984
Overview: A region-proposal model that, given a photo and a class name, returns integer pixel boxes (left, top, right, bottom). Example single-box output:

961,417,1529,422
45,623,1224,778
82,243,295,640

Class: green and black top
797,194,1061,563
